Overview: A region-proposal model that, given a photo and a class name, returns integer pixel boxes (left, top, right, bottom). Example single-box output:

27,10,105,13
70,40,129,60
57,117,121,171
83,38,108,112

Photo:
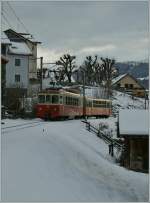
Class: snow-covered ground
88,117,118,139
112,90,146,115
1,119,148,202
87,90,147,139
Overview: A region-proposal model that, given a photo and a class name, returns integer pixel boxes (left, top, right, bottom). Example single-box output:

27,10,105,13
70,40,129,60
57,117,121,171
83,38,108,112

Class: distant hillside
137,78,149,89
115,62,149,89
116,62,149,78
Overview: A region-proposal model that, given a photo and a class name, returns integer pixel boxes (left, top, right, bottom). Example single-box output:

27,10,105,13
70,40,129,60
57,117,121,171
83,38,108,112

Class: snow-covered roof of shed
112,74,127,85
119,109,149,136
8,41,32,55
1,32,11,44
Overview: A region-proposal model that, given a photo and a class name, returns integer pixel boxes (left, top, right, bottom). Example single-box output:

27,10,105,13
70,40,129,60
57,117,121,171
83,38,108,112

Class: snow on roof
119,109,149,136
112,74,127,85
138,76,149,81
1,32,11,44
8,41,32,55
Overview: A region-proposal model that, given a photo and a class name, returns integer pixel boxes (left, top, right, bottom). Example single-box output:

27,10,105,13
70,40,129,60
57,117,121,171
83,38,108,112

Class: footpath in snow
1,119,149,202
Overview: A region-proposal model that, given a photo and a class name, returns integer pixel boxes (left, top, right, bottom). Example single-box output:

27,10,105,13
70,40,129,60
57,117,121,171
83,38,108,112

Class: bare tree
93,62,105,85
100,57,115,97
56,54,76,84
81,55,98,85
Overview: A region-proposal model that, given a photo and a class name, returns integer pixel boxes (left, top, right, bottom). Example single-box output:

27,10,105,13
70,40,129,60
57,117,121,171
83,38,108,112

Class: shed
118,109,149,172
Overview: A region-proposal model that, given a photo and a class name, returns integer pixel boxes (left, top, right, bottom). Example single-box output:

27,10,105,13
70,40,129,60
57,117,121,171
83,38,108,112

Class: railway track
1,120,45,134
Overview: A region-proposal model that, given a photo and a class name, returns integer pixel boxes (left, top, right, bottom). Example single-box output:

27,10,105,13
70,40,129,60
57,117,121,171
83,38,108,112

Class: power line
6,2,29,33
1,12,12,28
1,3,16,31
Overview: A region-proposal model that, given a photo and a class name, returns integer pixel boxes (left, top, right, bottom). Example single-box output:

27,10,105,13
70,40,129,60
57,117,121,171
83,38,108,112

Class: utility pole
40,57,43,91
82,71,86,120
144,92,146,109
144,91,148,109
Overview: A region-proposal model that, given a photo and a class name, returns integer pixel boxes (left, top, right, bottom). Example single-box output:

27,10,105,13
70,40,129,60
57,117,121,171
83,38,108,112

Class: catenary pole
40,57,43,91
82,71,86,119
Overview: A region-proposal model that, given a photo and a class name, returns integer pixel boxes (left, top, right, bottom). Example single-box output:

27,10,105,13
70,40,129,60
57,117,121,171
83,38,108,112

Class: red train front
35,89,82,120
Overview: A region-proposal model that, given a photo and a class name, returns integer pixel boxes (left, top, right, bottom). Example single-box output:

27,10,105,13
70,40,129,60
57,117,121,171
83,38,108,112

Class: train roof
38,90,111,101
38,89,81,96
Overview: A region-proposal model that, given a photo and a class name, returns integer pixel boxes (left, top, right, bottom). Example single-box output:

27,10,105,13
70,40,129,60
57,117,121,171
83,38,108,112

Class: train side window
102,101,105,107
69,97,71,105
38,95,45,103
52,95,59,104
72,98,75,106
75,98,77,106
93,100,96,107
76,98,79,106
73,98,75,106
67,97,69,105
109,102,111,107
74,98,76,106
60,96,63,104
103,101,106,107
70,97,72,105
77,98,79,106
66,97,69,105
71,97,73,105
65,97,67,105
90,101,92,107
86,100,88,107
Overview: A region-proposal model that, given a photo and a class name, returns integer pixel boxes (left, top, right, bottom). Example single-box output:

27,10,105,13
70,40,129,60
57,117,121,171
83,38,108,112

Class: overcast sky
2,1,149,64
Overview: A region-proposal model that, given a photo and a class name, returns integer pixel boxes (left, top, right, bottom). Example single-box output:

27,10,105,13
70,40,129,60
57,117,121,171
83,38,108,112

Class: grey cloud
2,1,148,63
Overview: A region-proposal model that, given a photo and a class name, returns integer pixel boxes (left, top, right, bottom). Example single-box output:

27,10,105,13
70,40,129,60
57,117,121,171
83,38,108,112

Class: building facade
1,32,11,105
112,73,146,97
2,29,41,112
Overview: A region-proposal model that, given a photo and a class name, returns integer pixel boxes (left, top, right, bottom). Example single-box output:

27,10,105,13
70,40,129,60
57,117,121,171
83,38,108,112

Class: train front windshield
38,94,59,104
39,95,45,103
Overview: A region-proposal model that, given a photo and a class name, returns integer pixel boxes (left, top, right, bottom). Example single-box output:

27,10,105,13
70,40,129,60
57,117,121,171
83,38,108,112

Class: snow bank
88,117,118,139
2,119,148,202
112,90,145,115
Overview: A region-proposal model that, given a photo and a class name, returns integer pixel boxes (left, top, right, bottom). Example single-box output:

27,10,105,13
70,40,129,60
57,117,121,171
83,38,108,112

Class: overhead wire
6,2,30,34
1,2,15,30
1,12,12,28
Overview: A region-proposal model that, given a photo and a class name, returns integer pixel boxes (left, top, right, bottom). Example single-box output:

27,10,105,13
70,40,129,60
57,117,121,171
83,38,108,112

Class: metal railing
82,120,124,156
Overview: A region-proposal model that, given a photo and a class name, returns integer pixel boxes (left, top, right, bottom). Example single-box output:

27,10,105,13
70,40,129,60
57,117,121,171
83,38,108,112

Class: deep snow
112,90,146,115
87,90,147,140
1,119,149,202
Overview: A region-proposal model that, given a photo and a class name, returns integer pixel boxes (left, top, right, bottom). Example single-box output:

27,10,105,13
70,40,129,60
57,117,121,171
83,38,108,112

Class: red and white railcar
35,89,112,120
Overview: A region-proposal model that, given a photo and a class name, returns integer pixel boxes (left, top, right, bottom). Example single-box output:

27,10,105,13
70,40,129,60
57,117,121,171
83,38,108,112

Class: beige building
112,73,146,97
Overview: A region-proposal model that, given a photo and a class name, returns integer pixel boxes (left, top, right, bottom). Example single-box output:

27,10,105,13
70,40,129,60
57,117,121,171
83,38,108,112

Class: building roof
4,29,41,44
119,109,149,136
112,73,145,89
1,32,11,45
8,41,32,55
112,74,128,85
